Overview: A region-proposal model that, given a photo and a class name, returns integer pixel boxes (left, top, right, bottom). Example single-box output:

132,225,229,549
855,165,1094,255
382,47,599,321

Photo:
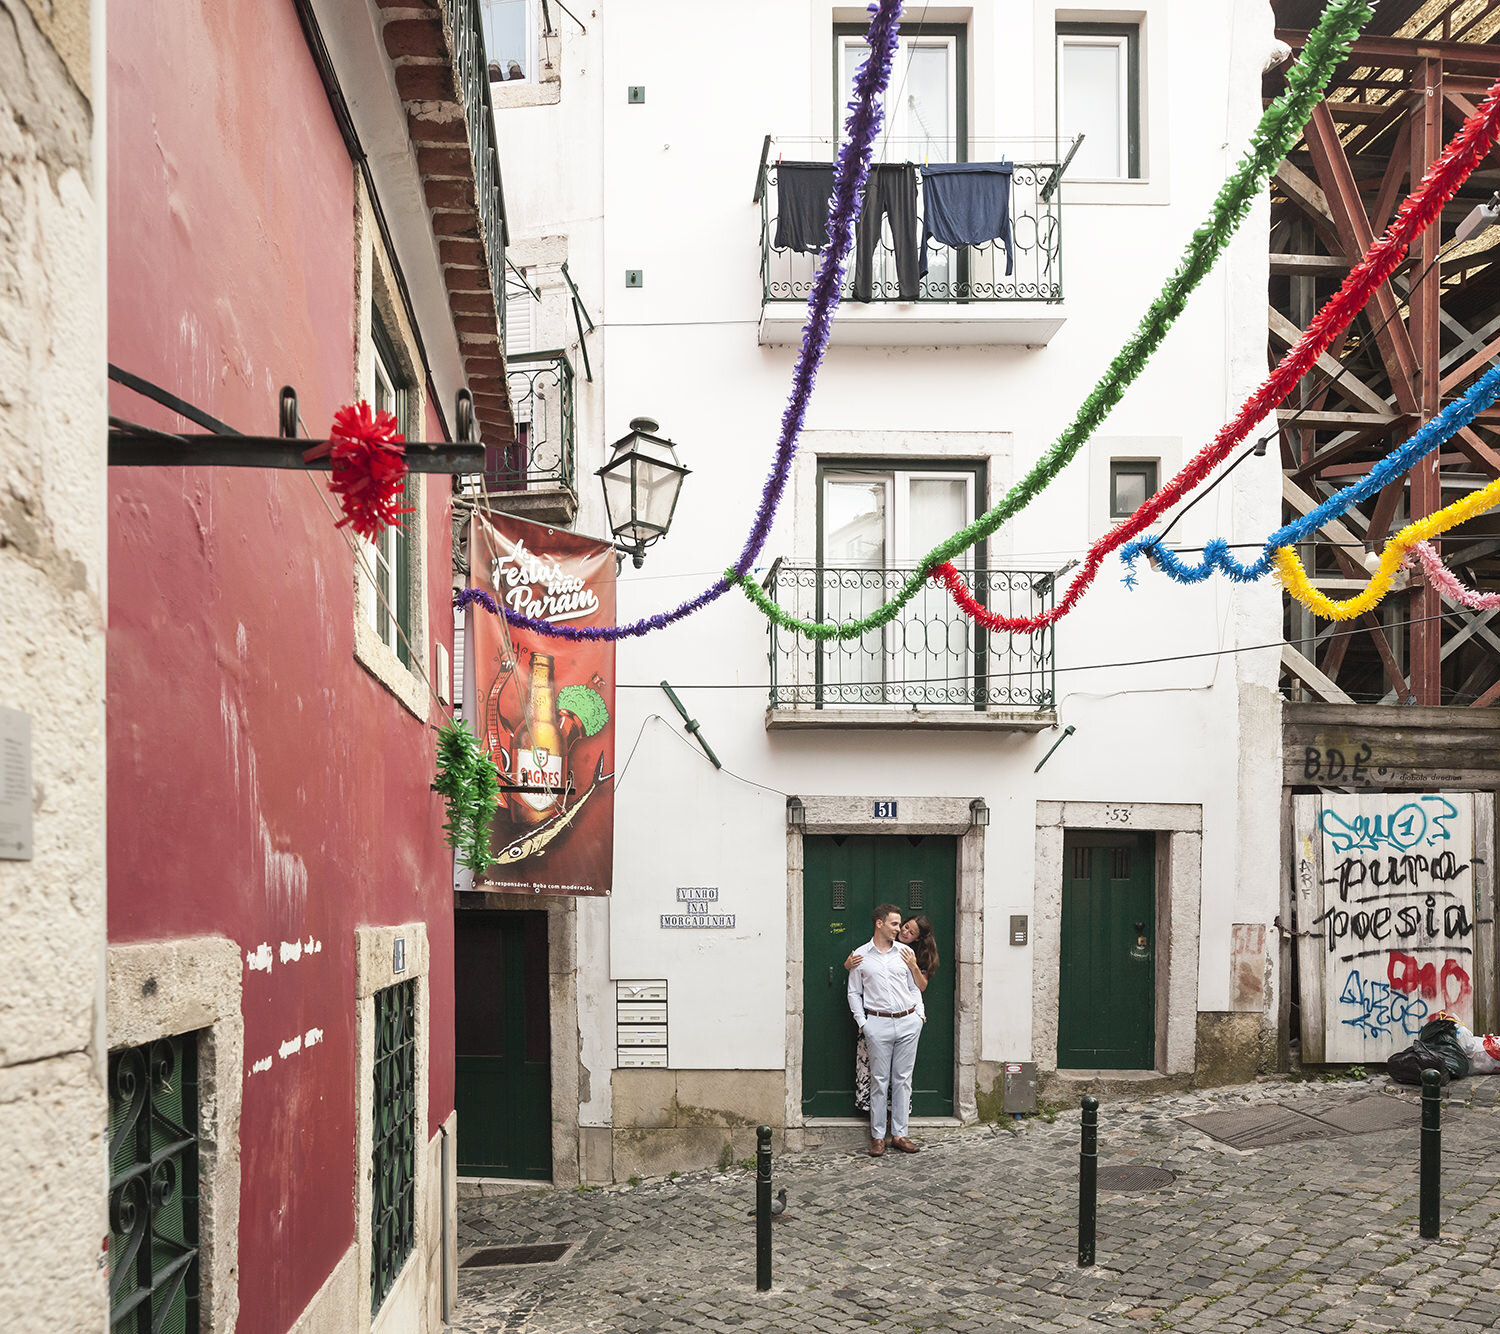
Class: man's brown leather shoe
890,1136,921,1153
868,1138,886,1157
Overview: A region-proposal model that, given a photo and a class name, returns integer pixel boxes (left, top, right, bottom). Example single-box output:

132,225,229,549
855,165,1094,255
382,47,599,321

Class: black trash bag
1386,1040,1453,1086
1416,1015,1470,1079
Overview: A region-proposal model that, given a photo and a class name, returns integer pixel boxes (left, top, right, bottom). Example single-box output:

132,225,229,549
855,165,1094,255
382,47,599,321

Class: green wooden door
802,834,956,1117
1058,831,1156,1069
455,911,553,1179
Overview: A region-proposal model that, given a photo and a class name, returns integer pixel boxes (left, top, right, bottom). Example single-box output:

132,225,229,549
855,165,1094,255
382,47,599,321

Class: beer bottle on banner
510,652,565,824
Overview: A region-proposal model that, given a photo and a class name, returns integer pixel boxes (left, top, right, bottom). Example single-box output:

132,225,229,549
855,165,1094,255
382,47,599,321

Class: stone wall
0,0,106,1327
610,1070,786,1182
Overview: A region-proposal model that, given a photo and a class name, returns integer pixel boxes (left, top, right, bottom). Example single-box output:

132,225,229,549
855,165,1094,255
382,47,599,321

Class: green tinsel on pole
434,720,500,876
729,0,1374,640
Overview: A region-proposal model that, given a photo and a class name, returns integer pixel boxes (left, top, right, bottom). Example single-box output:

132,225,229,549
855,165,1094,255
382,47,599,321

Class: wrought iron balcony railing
456,349,575,502
765,562,1056,714
451,0,508,343
758,147,1063,307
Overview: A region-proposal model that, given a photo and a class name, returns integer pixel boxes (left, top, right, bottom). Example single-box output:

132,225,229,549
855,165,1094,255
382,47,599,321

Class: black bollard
1078,1095,1098,1268
1420,1068,1442,1239
755,1124,773,1291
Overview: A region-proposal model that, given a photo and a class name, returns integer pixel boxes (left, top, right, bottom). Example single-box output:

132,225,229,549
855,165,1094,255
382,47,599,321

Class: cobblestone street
453,1078,1500,1333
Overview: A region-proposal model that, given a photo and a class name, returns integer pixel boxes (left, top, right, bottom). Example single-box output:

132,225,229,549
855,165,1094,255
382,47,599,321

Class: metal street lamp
597,416,690,568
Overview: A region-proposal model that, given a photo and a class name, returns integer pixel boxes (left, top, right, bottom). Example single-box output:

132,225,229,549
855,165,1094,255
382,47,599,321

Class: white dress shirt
847,937,925,1029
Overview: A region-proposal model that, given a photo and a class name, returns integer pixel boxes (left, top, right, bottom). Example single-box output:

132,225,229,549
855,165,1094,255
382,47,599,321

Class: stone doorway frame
1034,802,1202,1075
454,894,582,1187
785,796,986,1136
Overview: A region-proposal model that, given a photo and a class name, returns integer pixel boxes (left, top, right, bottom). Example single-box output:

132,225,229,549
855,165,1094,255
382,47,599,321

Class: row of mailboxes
616,979,668,1068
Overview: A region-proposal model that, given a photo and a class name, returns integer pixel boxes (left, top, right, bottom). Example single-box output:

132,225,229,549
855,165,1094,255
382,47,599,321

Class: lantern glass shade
598,421,689,553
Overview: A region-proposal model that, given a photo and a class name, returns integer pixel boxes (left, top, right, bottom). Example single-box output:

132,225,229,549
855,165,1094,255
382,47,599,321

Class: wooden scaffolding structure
1270,1,1500,706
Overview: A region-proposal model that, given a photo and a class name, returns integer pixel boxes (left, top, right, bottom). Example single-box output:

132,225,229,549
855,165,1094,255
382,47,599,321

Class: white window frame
366,334,406,650
837,34,959,162
353,177,429,720
484,0,538,84
819,466,978,706
1057,31,1132,181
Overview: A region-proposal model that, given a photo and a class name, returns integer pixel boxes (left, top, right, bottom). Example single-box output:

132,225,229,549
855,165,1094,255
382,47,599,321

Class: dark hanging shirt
774,162,836,254
920,162,1014,277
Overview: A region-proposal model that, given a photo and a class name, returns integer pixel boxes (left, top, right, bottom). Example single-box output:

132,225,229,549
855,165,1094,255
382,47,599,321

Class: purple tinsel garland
453,586,500,615
477,0,903,642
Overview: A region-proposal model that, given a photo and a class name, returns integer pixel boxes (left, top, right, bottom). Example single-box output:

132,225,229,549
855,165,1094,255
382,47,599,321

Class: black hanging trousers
853,164,920,302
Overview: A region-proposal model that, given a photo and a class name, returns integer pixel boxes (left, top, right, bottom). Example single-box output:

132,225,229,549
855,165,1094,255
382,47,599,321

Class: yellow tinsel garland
1273,475,1500,620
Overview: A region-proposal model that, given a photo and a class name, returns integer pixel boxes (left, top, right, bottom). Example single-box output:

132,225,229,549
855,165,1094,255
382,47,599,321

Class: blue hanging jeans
920,161,1014,277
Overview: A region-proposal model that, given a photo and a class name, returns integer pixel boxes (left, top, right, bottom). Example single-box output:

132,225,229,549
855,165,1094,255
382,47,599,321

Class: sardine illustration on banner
469,512,615,896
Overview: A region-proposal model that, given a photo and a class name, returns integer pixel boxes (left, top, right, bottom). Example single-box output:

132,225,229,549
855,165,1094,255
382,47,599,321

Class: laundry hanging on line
853,163,920,302
773,158,1018,296
921,162,1014,277
773,162,836,254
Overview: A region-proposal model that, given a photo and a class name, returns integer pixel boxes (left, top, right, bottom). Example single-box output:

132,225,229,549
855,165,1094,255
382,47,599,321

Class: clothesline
775,158,1020,294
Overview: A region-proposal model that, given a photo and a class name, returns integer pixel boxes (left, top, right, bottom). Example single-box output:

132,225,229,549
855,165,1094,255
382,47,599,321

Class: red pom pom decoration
304,401,414,541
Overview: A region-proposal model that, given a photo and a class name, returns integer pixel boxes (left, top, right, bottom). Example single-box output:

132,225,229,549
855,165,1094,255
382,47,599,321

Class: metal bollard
1420,1068,1442,1239
755,1124,773,1291
1078,1095,1098,1267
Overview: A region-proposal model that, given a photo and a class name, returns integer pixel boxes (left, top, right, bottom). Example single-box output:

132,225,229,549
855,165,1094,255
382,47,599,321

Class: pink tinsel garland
1407,541,1500,610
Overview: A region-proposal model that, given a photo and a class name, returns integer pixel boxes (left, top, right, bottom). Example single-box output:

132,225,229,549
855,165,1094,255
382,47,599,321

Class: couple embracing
846,904,938,1158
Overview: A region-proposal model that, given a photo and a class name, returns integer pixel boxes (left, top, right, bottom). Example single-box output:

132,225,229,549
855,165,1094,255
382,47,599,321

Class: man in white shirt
847,903,925,1156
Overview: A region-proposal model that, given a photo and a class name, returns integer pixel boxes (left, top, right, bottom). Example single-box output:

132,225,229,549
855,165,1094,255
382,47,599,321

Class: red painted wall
108,2,454,1329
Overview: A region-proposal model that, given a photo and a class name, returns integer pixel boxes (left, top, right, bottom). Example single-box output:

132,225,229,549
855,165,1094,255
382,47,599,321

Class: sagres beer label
518,748,564,813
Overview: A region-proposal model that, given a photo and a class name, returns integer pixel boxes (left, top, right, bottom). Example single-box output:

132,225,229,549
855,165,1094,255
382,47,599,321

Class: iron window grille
372,979,417,1311
108,1034,200,1333
764,562,1056,713
456,350,576,501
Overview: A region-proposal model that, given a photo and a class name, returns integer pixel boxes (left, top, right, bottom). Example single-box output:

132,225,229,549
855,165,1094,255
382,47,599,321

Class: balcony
756,143,1067,347
764,562,1057,730
456,350,576,525
386,0,517,444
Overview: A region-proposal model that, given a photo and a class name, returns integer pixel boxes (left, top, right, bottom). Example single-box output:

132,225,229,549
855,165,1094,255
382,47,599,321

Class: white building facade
481,0,1288,1183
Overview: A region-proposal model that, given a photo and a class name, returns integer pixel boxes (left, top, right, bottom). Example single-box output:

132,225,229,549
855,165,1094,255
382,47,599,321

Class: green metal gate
802,834,956,1117
1058,830,1156,1069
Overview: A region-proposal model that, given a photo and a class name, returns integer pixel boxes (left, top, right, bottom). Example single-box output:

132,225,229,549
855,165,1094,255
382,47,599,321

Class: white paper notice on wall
0,707,32,861
1311,793,1481,1063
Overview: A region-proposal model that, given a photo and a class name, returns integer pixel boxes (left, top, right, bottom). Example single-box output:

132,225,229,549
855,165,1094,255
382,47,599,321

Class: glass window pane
1061,39,1124,178
907,477,968,565
1110,463,1156,517
824,479,887,567
905,44,952,161
484,0,529,81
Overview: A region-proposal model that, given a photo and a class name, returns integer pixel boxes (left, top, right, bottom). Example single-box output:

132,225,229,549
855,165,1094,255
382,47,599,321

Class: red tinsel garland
933,76,1500,635
304,401,414,541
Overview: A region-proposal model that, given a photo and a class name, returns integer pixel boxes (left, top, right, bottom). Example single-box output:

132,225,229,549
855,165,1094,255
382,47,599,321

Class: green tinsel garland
730,0,1374,641
434,720,500,876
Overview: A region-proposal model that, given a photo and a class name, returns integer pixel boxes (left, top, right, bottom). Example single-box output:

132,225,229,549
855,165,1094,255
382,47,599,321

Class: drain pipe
438,1123,454,1322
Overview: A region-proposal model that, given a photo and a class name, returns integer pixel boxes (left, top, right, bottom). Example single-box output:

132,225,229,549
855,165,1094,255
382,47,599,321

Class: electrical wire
603,607,1458,689
1152,233,1464,548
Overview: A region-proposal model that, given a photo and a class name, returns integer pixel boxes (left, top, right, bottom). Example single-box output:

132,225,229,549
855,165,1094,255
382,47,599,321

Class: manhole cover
461,1243,573,1268
1097,1165,1176,1192
1307,1096,1415,1136
1178,1106,1340,1150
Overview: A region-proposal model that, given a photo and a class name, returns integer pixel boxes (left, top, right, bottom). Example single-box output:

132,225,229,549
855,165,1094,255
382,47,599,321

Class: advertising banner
1294,792,1484,1062
470,512,615,896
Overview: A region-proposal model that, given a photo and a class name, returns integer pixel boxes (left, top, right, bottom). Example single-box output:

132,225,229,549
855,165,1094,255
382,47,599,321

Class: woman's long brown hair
910,915,939,977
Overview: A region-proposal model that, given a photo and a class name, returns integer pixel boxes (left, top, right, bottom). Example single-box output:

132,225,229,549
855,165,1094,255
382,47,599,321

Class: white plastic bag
1452,1021,1500,1074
